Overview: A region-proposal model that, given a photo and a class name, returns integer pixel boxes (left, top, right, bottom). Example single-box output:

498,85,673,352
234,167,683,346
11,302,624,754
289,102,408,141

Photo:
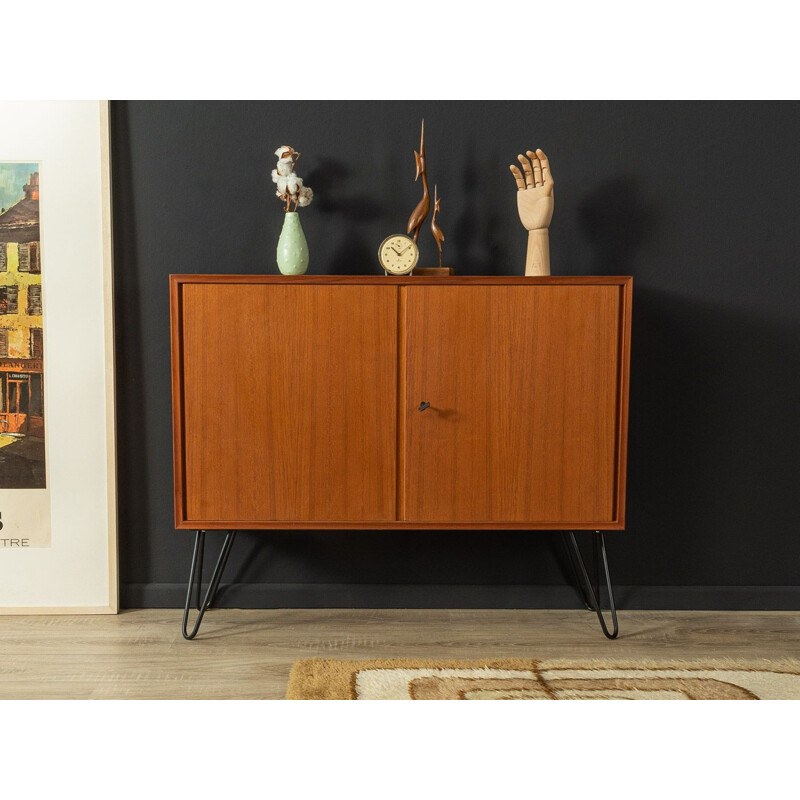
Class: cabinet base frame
179,529,619,640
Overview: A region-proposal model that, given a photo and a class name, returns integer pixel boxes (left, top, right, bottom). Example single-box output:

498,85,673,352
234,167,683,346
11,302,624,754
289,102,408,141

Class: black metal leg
561,533,594,611
566,531,619,639
194,533,205,611
182,530,237,640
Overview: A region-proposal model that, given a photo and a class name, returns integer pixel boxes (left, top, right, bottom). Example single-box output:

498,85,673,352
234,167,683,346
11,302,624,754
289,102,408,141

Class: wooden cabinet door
178,284,397,523
402,285,624,524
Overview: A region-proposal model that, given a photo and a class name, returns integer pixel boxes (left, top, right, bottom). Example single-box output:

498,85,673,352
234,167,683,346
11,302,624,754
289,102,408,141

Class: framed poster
0,101,117,612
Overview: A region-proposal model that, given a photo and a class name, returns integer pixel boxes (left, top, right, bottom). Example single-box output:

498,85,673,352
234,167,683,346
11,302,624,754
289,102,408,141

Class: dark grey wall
111,101,800,609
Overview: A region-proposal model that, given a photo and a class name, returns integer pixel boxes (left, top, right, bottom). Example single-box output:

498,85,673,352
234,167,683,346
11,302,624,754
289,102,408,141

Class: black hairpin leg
566,531,619,639
561,533,594,612
182,530,237,640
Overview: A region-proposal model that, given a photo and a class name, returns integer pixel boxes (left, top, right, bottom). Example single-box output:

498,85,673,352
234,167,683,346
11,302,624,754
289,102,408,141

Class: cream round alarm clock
378,234,419,275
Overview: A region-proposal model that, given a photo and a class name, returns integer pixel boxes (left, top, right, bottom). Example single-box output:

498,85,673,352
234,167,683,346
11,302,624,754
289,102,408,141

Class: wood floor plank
0,609,798,699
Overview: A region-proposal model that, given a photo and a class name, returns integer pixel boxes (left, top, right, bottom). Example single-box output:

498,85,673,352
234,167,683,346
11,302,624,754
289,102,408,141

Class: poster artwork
0,163,49,548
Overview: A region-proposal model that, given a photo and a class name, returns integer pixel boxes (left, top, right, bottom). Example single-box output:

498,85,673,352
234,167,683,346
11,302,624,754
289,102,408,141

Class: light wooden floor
1,609,798,699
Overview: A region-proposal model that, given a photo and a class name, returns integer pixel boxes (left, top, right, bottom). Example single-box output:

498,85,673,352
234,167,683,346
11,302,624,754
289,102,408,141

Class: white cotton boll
297,186,313,207
276,175,288,193
275,146,293,159
286,173,303,193
271,169,279,184
276,160,293,176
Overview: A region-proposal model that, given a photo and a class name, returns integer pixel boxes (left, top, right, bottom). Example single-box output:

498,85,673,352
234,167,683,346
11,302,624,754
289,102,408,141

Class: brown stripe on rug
286,657,800,700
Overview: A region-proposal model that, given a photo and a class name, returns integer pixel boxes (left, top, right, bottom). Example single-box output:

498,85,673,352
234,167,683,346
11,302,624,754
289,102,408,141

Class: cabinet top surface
171,274,632,286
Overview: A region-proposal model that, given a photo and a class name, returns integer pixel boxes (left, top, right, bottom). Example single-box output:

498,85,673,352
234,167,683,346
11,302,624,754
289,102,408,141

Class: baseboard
122,583,800,611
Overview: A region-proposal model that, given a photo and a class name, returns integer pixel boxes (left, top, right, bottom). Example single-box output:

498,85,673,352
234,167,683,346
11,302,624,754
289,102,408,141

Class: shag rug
286,657,800,700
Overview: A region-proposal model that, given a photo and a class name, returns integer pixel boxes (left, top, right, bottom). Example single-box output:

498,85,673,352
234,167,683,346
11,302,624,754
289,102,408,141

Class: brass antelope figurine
406,119,430,243
430,184,445,268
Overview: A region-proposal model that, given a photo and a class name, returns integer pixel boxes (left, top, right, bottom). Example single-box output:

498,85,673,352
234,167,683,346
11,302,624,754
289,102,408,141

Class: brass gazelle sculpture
509,148,554,276
430,184,445,268
406,119,430,243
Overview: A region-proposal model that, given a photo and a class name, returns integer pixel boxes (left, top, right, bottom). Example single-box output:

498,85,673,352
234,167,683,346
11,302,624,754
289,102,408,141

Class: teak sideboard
170,275,632,638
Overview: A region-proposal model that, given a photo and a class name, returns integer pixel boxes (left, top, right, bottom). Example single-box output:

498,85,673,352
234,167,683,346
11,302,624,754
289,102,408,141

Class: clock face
378,234,419,275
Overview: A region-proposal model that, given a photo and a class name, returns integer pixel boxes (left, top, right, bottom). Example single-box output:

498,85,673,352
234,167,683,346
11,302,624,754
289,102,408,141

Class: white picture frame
0,101,117,613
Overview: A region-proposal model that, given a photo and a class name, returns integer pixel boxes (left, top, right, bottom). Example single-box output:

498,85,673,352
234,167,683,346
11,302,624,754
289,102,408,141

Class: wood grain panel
403,285,622,523
179,284,397,522
171,276,631,529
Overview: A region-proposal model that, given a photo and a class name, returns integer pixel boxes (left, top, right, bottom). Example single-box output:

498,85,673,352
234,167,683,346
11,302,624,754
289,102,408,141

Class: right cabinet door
402,284,625,524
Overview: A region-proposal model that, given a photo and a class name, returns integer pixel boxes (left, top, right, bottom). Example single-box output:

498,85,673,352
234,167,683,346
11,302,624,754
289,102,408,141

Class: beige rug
286,657,800,699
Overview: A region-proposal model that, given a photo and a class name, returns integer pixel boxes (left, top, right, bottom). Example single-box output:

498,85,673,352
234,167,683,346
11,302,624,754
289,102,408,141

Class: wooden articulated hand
509,149,554,276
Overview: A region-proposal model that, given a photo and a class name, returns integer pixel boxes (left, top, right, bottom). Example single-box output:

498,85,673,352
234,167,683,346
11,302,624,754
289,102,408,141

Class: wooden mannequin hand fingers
517,154,535,188
509,164,526,190
536,148,553,184
526,150,543,186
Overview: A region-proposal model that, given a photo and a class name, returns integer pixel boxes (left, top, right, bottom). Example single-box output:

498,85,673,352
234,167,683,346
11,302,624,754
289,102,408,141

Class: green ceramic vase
276,211,309,275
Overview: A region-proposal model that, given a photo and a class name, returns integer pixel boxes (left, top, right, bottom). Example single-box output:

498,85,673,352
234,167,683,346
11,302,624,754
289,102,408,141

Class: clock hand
399,245,412,255
391,246,402,255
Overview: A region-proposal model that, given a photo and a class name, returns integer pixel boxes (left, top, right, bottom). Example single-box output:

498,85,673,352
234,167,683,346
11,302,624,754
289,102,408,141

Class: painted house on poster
0,172,44,436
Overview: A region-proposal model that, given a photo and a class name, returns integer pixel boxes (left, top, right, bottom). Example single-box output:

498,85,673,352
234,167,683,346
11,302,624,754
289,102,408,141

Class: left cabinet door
175,283,398,524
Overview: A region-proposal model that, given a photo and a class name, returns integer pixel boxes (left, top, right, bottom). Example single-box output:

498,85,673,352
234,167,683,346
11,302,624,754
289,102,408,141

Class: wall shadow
618,289,800,586
110,103,152,600
306,158,384,222
579,176,658,275
451,144,509,276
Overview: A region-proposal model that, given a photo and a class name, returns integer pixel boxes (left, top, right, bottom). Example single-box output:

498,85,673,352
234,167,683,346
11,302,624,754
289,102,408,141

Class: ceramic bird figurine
430,184,445,268
406,119,430,243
